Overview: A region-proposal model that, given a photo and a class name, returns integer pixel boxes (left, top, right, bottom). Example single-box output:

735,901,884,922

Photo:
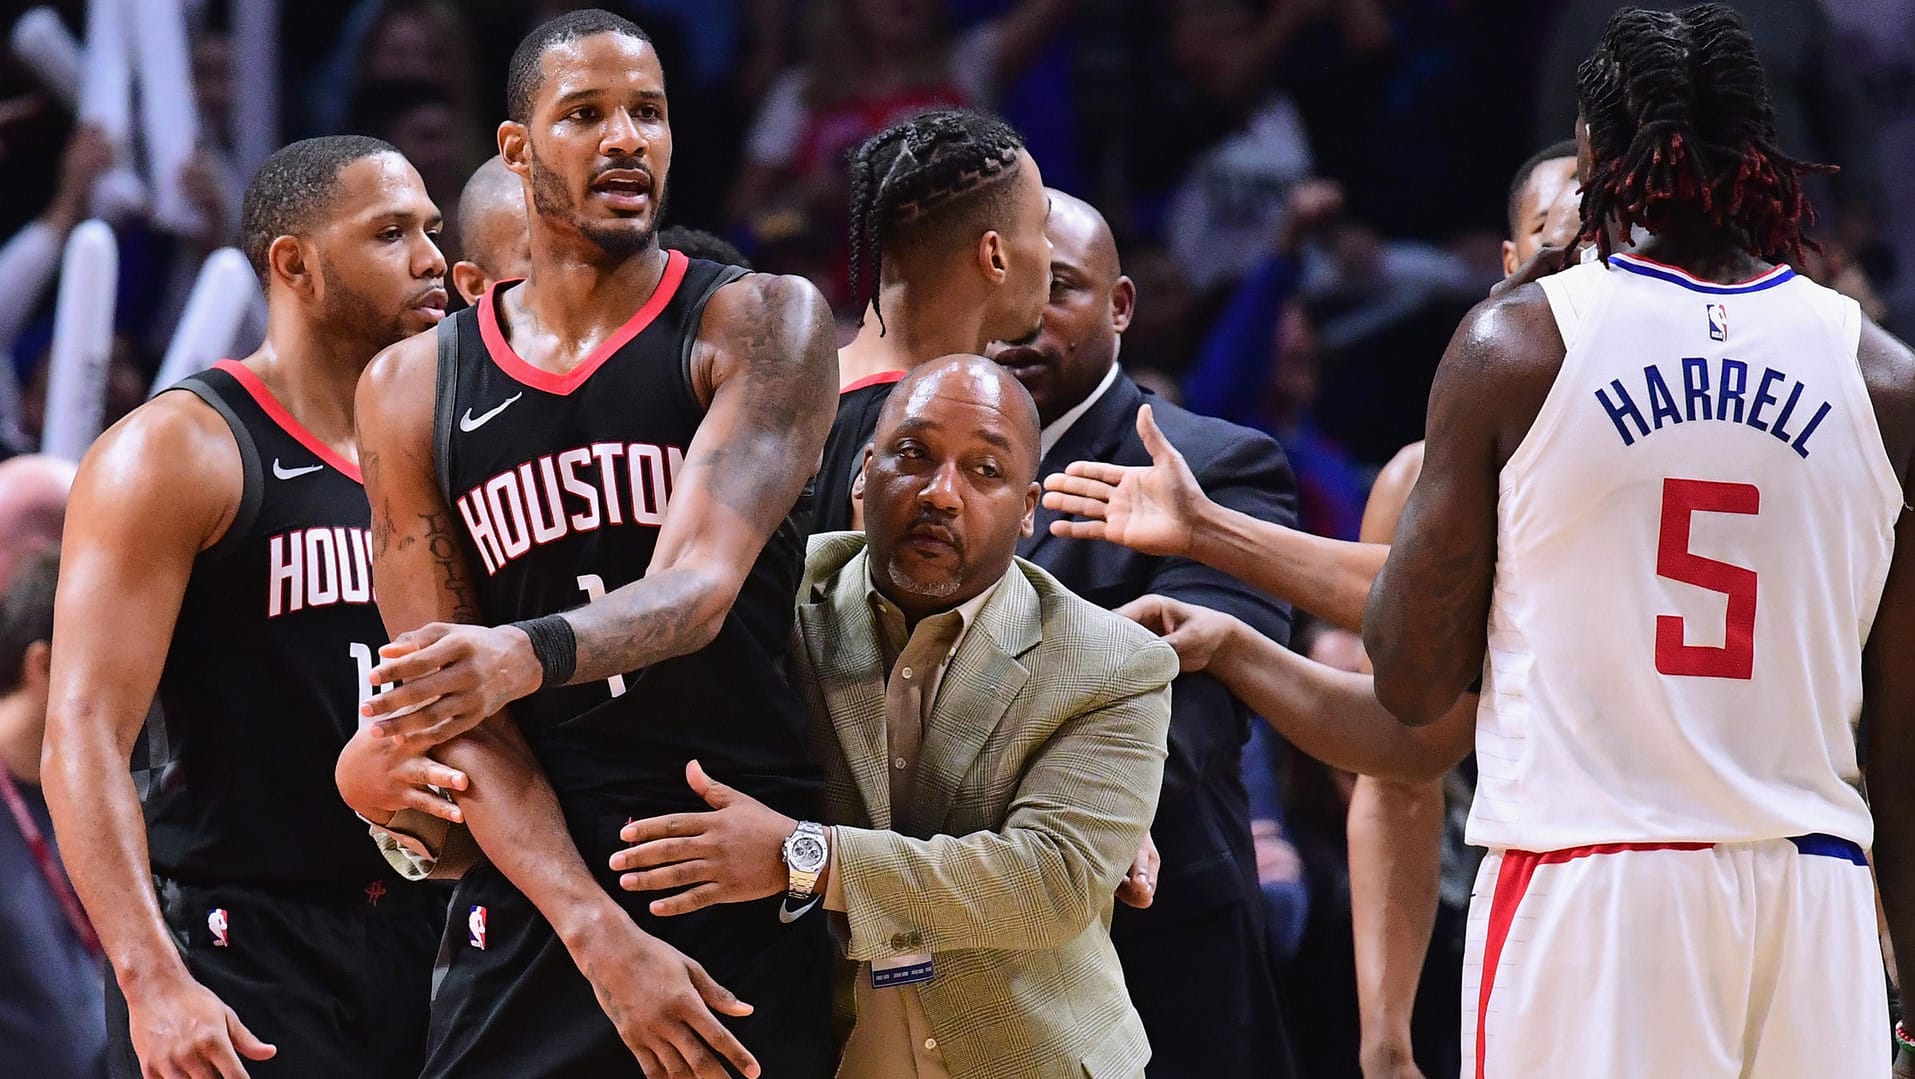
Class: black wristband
511,614,577,688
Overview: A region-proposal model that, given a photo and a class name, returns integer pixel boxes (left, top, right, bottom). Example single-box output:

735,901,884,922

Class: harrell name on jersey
1469,254,1901,853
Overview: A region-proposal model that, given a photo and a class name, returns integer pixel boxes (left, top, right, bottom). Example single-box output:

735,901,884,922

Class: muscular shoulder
1020,558,1179,696
357,324,439,444
1434,283,1566,460
74,390,241,549
1858,318,1915,489
691,272,838,404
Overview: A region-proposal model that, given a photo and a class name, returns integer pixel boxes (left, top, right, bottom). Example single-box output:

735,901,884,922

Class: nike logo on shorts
273,459,324,480
460,392,524,433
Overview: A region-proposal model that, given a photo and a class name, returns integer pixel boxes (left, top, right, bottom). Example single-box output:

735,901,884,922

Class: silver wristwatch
781,821,828,903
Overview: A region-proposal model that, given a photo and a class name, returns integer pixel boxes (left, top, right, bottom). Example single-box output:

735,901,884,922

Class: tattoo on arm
422,510,483,624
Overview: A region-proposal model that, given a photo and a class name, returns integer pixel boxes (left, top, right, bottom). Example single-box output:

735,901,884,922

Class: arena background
0,1,1908,1076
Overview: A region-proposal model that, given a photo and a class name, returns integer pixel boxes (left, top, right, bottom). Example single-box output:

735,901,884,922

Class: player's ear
498,121,532,178
451,261,490,307
977,229,1009,286
267,234,316,298
1111,275,1137,334
1501,240,1519,278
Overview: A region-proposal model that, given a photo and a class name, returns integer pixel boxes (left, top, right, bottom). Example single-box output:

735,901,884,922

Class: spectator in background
1821,0,1915,337
727,0,1073,309
308,0,485,157
0,467,97,1079
1155,0,1342,292
1183,180,1367,538
351,78,483,260
1242,720,1309,964
0,124,113,448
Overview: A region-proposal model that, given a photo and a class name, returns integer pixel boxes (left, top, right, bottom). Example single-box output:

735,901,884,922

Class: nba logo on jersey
207,908,230,947
1707,302,1728,341
468,905,487,950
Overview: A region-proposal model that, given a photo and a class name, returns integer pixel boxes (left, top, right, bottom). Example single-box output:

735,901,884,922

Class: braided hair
847,109,1026,333
1574,4,1834,263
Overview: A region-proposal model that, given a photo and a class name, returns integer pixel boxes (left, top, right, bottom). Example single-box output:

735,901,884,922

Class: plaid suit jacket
794,533,1177,1079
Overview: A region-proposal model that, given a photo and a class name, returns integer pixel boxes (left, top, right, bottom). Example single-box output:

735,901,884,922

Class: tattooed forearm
564,567,706,686
420,510,484,624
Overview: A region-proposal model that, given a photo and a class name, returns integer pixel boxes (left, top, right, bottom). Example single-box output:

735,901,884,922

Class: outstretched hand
1042,404,1208,557
611,761,795,917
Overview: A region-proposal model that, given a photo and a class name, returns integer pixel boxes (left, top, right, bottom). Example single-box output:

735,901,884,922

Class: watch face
788,835,827,872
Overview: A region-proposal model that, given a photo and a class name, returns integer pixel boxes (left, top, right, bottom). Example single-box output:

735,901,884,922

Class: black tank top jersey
813,370,903,534
434,252,819,826
146,361,399,889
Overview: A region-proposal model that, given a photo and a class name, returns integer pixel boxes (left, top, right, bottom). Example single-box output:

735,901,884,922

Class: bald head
879,354,1041,481
452,156,531,304
0,455,74,590
1044,189,1120,285
989,188,1135,426
864,354,1041,621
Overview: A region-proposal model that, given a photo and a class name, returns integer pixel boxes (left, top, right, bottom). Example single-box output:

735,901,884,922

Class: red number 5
1655,478,1759,679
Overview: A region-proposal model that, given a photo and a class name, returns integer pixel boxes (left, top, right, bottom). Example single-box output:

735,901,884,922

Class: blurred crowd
0,1,1908,1076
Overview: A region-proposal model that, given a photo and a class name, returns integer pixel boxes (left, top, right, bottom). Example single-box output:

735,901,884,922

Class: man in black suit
991,189,1298,1078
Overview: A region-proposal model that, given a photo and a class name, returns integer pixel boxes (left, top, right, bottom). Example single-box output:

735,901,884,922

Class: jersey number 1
1654,478,1759,680
576,575,628,698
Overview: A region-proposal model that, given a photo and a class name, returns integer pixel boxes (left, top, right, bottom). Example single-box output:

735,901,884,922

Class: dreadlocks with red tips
1573,3,1835,264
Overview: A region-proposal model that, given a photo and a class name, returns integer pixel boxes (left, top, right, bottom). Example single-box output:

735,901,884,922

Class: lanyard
0,767,102,957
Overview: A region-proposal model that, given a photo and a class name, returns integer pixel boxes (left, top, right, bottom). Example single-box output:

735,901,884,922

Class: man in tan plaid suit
611,355,1176,1078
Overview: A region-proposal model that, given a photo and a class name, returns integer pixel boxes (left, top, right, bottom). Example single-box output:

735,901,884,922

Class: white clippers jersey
1465,253,1900,852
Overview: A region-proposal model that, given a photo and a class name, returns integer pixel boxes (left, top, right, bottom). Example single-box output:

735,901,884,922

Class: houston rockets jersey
432,252,818,827
146,360,399,887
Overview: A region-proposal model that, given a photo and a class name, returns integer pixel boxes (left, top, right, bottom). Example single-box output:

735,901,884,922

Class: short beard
319,262,409,351
528,141,666,259
883,554,963,603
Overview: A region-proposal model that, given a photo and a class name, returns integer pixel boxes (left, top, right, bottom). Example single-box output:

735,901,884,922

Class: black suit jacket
1021,371,1297,930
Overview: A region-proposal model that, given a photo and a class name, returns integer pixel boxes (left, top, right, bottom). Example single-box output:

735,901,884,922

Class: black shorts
425,858,835,1079
106,875,446,1079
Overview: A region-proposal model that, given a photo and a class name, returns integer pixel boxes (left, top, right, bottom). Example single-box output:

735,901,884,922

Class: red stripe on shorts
1473,841,1712,1078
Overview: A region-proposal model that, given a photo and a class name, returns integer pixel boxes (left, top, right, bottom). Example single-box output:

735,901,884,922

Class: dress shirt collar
1038,362,1122,461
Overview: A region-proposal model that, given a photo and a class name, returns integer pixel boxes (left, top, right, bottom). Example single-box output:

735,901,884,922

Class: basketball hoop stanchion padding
79,0,146,224
130,0,205,238
10,7,82,110
43,220,118,463
151,248,259,397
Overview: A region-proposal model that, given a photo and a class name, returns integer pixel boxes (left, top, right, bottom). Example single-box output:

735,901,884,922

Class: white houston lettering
267,528,377,617
457,441,685,575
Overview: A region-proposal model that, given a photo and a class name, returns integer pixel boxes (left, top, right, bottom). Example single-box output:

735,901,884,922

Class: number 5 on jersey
1655,477,1759,680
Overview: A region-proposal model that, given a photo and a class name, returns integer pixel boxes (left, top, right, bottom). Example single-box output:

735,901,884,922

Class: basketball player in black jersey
341,11,837,1079
814,109,1053,533
41,136,456,1079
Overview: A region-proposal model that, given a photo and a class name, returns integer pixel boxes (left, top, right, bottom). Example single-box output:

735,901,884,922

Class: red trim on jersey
478,249,689,396
840,370,905,394
1610,252,1793,288
212,359,362,484
1473,841,1712,1077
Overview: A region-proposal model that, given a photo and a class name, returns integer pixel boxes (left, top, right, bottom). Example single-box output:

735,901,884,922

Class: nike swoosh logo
460,392,524,433
273,459,324,480
777,895,821,924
